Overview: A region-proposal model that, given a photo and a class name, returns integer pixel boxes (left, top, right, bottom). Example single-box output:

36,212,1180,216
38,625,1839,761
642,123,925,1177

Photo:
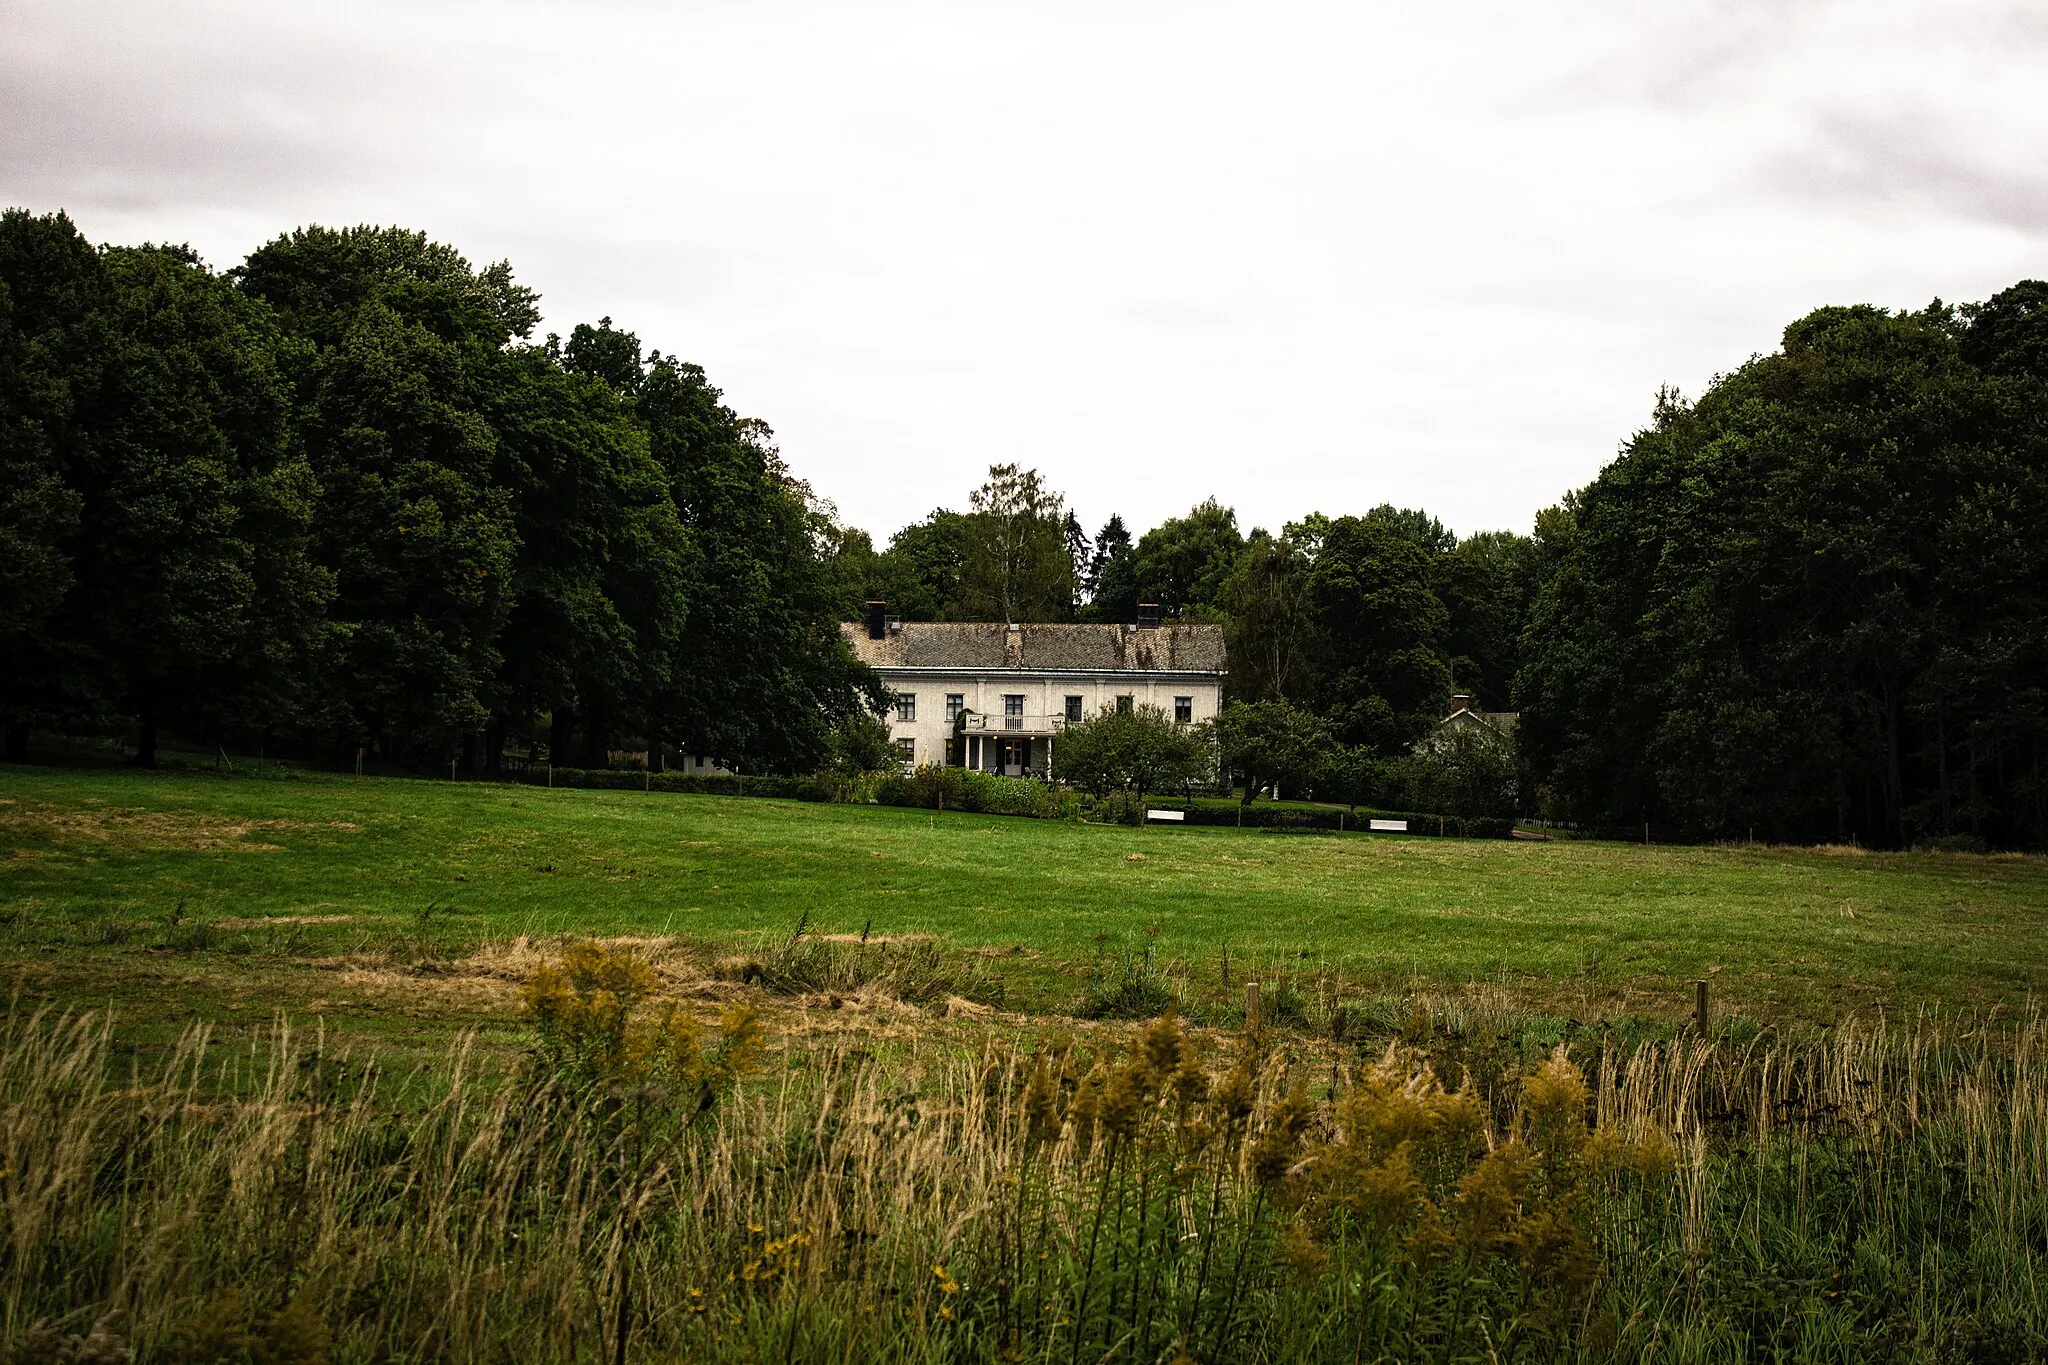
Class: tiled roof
842,622,1226,673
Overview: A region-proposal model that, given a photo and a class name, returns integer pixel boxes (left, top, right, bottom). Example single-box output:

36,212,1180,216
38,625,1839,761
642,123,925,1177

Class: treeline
1521,292,2048,851
6,206,2045,847
0,210,877,774
837,474,1537,753
846,286,2048,850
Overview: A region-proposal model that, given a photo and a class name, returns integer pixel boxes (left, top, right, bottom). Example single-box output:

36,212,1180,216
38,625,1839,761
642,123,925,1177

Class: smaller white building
844,608,1227,777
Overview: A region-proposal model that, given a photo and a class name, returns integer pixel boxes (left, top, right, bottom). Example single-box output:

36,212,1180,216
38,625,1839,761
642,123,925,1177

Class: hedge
1142,799,1514,839
513,767,829,801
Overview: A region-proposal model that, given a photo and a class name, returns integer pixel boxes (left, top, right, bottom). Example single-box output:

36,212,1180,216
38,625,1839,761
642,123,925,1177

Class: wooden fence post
1245,980,1261,1032
1695,978,1710,1034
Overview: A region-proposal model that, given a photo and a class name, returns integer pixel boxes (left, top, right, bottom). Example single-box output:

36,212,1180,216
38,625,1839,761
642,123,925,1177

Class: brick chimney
1449,693,1472,715
865,601,887,640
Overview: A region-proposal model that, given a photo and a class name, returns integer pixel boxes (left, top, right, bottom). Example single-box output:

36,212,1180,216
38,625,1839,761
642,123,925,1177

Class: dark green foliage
1083,512,1139,622
824,712,897,777
239,225,522,752
486,335,687,768
1221,532,1315,704
1305,515,1451,750
1132,497,1243,618
1050,702,1215,800
636,356,881,772
0,215,330,764
871,764,1081,818
0,210,876,775
1433,528,1541,710
1409,720,1519,821
868,508,969,621
1519,298,2048,848
1212,700,1330,811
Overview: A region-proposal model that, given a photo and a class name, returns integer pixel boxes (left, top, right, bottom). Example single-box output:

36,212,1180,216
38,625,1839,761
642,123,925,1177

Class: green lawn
4,764,2046,1036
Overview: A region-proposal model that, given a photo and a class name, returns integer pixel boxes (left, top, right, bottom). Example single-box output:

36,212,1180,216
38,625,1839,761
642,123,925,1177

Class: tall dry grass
0,977,2043,1362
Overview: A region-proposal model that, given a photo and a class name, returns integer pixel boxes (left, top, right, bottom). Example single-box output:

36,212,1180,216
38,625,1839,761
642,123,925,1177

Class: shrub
736,930,1005,1007
1080,935,1179,1018
522,941,762,1102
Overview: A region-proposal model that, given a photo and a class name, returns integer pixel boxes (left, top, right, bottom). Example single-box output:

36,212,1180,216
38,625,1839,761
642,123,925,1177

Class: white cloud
5,0,2044,542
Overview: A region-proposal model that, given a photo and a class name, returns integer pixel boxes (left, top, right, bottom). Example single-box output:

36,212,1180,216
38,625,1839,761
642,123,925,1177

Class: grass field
7,763,2048,1362
4,763,2045,1042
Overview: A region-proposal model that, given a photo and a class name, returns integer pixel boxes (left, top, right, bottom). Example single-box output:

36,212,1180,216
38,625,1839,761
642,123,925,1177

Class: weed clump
1080,934,1180,1018
523,940,760,1105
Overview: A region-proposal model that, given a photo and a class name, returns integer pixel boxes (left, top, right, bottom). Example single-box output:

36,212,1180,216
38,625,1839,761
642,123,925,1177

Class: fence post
1245,980,1261,1032
1695,978,1711,1034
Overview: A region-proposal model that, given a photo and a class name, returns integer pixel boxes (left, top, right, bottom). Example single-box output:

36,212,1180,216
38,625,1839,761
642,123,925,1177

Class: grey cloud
1756,111,2048,235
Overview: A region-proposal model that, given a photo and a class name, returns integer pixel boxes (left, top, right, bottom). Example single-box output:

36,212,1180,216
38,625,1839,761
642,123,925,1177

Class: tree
1222,531,1314,704
1212,700,1330,817
35,240,328,766
1133,498,1244,618
1085,514,1139,623
1051,702,1213,803
826,711,898,777
0,209,96,759
1410,721,1518,820
871,510,968,621
1361,503,1455,557
237,225,525,758
489,330,688,769
959,464,1074,622
1518,295,2048,848
636,355,882,774
1305,516,1451,752
1434,529,1541,710
1313,743,1393,814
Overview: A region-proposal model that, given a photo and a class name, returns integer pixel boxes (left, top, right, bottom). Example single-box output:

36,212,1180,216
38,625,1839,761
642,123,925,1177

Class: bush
1080,935,1180,1018
522,767,824,800
728,928,1006,1007
873,764,1081,820
1091,791,1147,826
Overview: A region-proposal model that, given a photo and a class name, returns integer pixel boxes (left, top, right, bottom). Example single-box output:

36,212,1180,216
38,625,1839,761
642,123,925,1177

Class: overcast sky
6,1,2046,544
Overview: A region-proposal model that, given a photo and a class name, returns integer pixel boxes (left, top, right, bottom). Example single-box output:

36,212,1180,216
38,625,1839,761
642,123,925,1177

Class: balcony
958,712,1067,738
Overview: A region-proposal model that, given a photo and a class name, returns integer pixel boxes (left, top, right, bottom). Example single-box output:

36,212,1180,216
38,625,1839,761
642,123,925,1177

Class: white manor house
843,603,1226,778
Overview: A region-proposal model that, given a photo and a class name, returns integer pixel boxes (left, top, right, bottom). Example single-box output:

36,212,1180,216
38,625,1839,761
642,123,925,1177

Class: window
1174,696,1193,724
894,738,916,763
894,692,916,723
1003,694,1024,730
1116,694,1134,715
1064,695,1084,722
945,693,964,723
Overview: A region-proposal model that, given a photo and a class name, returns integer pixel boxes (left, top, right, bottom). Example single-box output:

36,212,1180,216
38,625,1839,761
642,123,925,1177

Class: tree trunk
133,711,159,768
460,731,481,775
550,708,575,767
484,715,506,776
3,720,28,765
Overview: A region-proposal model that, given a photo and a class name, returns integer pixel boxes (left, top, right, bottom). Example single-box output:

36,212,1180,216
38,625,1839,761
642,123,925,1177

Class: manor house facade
843,604,1226,777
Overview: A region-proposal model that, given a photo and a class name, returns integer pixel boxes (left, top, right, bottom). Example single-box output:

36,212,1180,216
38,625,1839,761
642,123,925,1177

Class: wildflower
1100,1059,1152,1139
1139,1008,1185,1075
1020,1057,1060,1149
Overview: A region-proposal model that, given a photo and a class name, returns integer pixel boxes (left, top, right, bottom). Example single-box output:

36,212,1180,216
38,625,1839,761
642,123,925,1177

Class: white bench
1368,818,1408,832
1146,808,1186,822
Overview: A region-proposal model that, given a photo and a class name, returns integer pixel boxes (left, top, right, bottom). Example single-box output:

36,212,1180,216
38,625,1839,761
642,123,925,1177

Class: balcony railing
958,713,1069,734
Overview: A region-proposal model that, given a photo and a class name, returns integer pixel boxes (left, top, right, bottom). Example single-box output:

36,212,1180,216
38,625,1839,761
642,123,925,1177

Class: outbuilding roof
841,621,1225,673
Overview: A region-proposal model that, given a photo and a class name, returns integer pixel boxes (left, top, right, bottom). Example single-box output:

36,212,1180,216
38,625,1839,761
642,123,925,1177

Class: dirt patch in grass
214,913,355,929
0,800,361,854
